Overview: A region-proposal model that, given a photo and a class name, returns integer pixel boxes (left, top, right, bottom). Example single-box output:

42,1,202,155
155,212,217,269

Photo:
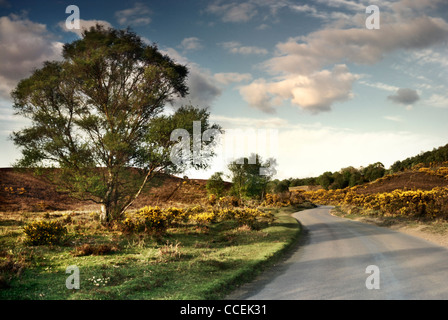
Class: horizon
1,0,447,180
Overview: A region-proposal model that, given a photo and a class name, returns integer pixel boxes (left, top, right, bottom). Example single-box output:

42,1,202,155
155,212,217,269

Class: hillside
390,143,448,172
354,169,448,194
0,168,210,212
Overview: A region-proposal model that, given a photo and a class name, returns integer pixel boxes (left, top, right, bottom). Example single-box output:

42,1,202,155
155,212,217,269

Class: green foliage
0,207,299,300
23,220,67,246
228,154,277,200
136,206,172,234
206,172,226,197
11,25,220,224
317,171,334,190
218,208,275,228
390,143,448,173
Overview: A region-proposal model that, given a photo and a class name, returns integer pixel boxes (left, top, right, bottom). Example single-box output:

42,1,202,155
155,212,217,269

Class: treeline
270,162,386,191
271,143,448,192
390,143,448,173
207,143,448,196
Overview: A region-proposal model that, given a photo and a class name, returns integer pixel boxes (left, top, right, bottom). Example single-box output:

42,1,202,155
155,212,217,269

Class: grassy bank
0,205,304,300
331,205,448,243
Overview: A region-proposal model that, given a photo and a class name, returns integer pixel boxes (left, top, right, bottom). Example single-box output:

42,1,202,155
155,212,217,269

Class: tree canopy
11,25,221,224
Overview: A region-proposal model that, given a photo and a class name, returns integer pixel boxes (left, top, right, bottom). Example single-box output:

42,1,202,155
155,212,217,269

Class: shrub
23,220,67,245
218,196,239,208
190,212,216,225
136,206,168,233
208,194,217,206
164,207,188,224
217,208,275,228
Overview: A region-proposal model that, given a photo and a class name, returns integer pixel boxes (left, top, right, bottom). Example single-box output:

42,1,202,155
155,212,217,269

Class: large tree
11,25,220,224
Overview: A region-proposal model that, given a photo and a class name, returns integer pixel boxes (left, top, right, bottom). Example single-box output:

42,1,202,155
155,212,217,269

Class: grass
331,204,448,236
0,204,305,300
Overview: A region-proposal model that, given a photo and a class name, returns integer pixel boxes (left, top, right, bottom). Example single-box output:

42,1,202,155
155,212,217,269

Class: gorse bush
120,205,276,234
121,206,191,234
208,194,217,206
23,220,67,245
136,206,170,233
304,187,448,219
190,212,216,225
216,208,275,228
217,196,239,208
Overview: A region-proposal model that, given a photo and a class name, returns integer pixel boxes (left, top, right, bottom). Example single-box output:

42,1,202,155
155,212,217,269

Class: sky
0,0,448,180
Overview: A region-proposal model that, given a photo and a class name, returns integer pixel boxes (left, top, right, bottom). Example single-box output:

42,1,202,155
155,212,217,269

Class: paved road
228,206,448,300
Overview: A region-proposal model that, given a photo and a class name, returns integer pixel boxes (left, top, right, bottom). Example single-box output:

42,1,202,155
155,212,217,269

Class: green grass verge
0,205,304,300
331,204,448,235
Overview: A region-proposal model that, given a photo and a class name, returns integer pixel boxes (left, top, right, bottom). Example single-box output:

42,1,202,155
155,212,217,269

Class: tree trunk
100,203,109,225
100,168,114,225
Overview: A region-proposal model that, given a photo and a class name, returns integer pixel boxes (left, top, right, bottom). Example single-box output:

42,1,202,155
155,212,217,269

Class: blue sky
1,0,448,180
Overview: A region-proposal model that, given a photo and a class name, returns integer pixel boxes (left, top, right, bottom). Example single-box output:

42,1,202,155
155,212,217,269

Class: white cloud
256,23,270,30
384,115,404,122
316,0,366,11
359,80,399,92
206,1,257,23
238,11,448,114
59,19,112,37
115,2,151,26
289,4,332,19
178,37,203,52
426,94,448,108
266,16,448,76
220,41,268,55
411,48,448,69
239,78,278,114
240,64,358,113
0,14,63,99
214,72,252,85
391,0,445,13
210,114,289,129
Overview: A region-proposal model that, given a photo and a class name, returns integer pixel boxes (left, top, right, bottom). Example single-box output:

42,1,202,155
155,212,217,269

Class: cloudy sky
0,0,448,180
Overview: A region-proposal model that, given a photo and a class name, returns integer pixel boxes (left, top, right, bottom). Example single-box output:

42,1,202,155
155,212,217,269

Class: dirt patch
0,168,217,212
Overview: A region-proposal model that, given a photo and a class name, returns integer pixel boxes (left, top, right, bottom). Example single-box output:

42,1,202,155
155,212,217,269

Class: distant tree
11,25,221,224
330,172,347,189
363,162,385,181
317,171,334,190
274,179,290,193
349,170,363,187
266,179,279,193
206,172,226,197
228,154,277,200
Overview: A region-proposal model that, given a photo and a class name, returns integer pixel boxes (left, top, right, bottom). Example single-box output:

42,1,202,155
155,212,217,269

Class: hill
354,169,448,195
0,168,210,212
390,143,448,173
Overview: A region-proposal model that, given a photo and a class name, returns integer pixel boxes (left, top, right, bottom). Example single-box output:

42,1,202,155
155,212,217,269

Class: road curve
228,205,448,300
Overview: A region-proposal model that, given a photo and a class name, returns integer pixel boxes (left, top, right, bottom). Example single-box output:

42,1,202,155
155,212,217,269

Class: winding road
228,206,448,300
